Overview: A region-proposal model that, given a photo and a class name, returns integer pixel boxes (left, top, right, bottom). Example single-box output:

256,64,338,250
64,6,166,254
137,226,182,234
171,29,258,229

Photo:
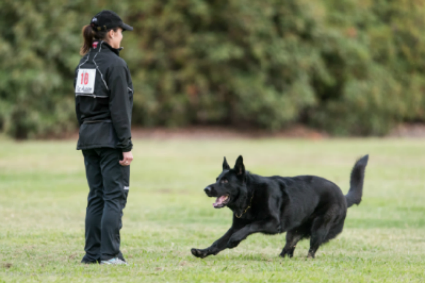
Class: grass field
0,137,424,282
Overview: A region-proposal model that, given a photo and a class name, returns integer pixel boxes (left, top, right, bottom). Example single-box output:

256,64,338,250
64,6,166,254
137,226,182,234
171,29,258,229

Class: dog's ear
222,157,230,170
234,155,245,176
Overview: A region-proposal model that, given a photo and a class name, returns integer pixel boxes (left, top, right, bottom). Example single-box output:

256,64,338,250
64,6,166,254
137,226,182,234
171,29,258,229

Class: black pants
81,148,130,263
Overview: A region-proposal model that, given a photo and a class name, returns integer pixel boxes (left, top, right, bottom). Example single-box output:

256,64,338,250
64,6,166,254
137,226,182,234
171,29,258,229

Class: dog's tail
345,155,369,208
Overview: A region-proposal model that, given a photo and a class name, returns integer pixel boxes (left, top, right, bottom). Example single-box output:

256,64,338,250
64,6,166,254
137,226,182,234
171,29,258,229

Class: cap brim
120,22,133,31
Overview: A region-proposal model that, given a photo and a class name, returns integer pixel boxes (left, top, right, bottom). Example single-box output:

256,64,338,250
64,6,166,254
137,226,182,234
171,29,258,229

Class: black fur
191,155,369,259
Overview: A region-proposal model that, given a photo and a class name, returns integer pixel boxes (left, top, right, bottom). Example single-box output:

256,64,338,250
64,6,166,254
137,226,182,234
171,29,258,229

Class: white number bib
75,69,96,94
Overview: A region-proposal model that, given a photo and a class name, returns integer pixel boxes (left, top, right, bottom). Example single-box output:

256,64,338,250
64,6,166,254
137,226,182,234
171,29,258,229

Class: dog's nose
204,186,211,194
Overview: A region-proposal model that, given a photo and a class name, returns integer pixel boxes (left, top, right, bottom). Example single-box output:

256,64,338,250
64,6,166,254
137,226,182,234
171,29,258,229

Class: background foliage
1,0,425,138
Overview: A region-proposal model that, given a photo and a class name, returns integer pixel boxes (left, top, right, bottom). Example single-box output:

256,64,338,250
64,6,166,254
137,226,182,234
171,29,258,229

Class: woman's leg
81,149,104,263
98,148,130,261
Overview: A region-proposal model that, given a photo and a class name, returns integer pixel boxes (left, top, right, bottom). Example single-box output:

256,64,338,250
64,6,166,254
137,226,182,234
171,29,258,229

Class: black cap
90,10,133,32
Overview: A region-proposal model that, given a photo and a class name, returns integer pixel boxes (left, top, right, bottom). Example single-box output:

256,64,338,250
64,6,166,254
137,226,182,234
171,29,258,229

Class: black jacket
74,41,133,152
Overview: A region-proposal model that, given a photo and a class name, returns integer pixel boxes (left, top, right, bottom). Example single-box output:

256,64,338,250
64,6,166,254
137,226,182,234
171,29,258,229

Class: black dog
191,155,369,259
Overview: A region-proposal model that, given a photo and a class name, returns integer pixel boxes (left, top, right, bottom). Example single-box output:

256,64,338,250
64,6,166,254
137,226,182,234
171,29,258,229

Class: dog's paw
280,248,295,258
279,251,294,258
191,248,208,258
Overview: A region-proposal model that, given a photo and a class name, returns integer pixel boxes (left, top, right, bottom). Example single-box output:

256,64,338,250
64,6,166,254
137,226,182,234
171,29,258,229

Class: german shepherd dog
191,155,369,259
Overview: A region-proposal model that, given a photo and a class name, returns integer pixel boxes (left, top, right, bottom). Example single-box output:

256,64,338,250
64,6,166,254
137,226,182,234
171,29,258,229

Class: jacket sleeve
74,69,83,127
107,64,133,152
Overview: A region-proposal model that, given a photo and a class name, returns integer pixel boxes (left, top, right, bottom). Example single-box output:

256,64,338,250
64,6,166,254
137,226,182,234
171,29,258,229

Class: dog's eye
221,179,228,184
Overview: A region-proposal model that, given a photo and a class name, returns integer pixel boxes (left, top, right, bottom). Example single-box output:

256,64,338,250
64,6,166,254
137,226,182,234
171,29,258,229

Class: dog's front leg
227,218,281,249
191,218,246,258
191,228,235,258
192,227,244,258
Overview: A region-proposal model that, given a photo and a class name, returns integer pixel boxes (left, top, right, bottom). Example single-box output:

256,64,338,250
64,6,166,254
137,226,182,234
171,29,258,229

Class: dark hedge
1,0,424,138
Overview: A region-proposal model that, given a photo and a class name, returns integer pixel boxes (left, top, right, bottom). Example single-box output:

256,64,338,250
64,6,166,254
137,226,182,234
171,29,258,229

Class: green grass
0,138,424,282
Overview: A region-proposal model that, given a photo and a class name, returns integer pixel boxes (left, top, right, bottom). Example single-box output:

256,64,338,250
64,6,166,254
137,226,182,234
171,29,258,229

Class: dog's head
204,155,247,210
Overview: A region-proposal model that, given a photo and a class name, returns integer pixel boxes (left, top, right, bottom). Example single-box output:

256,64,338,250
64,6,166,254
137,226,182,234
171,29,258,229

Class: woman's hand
119,151,133,166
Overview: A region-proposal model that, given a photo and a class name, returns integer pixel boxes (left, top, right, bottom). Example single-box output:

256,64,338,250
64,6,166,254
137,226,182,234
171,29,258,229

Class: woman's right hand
119,151,133,166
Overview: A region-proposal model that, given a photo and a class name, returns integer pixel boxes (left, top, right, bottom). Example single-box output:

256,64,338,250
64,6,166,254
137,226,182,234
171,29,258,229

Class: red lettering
84,73,89,85
81,72,84,84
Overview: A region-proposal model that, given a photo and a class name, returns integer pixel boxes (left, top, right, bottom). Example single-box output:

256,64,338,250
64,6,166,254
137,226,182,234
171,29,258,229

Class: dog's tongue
213,195,228,208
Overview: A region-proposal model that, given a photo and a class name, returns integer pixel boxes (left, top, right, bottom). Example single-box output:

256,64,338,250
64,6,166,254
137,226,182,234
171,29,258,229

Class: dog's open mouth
213,194,230,208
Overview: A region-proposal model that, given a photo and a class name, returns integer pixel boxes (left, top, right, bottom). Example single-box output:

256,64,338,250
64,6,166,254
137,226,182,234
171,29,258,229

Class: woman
74,10,134,265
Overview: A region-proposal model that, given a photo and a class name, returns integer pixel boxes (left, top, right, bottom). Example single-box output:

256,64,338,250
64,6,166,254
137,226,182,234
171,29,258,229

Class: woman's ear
107,29,115,39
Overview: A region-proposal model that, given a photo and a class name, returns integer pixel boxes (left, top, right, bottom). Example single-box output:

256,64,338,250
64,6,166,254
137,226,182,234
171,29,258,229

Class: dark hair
80,24,117,55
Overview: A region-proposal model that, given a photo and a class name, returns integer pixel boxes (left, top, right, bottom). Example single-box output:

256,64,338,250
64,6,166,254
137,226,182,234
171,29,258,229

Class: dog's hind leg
324,219,345,243
280,230,304,258
280,222,312,258
307,216,332,259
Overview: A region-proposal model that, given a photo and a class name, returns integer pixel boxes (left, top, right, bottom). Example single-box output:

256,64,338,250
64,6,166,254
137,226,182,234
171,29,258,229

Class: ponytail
80,24,95,55
80,24,117,55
